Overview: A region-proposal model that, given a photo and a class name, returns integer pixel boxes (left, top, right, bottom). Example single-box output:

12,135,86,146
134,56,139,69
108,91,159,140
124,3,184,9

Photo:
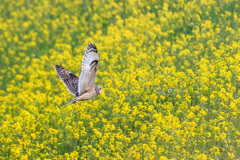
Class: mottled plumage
78,43,99,95
55,65,79,96
55,43,102,104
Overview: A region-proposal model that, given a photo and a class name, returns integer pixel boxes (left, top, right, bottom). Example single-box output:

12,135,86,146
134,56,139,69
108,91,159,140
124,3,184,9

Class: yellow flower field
0,0,240,159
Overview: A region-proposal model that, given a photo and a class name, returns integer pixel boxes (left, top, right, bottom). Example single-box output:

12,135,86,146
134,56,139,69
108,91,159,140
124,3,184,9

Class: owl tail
66,97,79,105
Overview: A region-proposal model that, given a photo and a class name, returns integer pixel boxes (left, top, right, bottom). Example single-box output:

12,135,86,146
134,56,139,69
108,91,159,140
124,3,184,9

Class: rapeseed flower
1,0,240,159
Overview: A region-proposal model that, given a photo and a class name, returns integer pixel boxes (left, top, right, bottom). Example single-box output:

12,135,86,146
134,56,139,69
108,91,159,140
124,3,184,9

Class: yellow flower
197,154,207,160
1,0,239,159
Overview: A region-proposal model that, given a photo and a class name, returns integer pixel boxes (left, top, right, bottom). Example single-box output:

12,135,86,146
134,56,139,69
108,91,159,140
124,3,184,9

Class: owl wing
78,43,99,95
55,65,79,97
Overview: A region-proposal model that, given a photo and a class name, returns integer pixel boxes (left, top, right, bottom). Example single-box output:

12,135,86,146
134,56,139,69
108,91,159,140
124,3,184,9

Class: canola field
1,0,240,159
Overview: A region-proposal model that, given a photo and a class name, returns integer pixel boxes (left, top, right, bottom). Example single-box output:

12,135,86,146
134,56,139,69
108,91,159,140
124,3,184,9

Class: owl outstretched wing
78,43,99,95
55,65,79,97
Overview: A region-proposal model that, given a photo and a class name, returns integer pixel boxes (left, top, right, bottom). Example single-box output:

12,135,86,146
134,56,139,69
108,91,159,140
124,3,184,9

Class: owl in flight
55,43,102,104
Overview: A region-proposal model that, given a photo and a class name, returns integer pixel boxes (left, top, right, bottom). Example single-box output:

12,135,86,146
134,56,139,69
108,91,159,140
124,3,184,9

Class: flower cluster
0,0,240,159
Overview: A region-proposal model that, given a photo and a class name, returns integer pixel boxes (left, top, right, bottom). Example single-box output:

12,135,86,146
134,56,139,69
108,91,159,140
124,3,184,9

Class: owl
55,43,102,104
